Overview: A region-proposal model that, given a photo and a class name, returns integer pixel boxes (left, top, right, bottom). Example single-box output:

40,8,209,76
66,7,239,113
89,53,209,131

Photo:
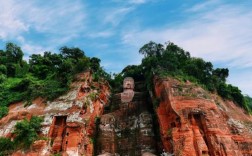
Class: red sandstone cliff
154,77,252,156
0,73,252,156
0,71,110,156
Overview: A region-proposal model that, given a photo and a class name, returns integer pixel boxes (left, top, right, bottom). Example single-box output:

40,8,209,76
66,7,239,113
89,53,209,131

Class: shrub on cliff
0,116,43,154
13,116,43,149
0,106,8,119
217,83,246,109
244,96,252,113
0,65,7,75
0,74,6,83
0,137,14,156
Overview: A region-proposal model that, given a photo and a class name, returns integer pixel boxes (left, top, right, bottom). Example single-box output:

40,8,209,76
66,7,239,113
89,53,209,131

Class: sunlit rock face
1,73,252,156
154,77,252,156
97,77,158,156
0,71,110,156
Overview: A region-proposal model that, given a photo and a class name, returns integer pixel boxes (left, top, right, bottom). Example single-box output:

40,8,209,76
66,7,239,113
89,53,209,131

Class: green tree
0,137,14,155
122,65,144,81
139,41,164,57
244,95,252,113
0,74,6,83
213,68,229,82
136,41,248,111
6,42,23,63
90,57,101,72
13,116,42,149
0,65,7,75
75,57,90,73
0,106,8,119
29,54,53,79
0,51,7,66
60,46,84,62
57,58,74,85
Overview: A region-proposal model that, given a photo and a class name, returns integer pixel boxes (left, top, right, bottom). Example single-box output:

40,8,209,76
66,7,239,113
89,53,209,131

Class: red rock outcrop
154,77,252,156
0,71,110,156
1,73,252,156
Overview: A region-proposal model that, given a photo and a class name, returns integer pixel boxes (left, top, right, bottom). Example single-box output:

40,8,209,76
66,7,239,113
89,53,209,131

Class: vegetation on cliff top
0,43,109,119
119,41,252,114
0,41,251,119
0,41,250,154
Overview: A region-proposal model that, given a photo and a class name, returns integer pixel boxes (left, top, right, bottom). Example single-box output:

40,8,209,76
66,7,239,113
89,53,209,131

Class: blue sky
0,0,252,96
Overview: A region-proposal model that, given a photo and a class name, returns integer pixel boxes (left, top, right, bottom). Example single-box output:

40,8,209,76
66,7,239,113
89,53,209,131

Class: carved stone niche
121,77,135,103
49,116,67,153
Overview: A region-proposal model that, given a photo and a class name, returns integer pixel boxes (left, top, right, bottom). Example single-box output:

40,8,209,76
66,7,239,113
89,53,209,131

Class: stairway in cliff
97,78,160,156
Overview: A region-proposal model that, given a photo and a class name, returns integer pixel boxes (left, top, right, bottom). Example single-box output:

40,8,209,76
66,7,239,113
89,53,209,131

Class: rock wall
0,71,110,156
154,77,252,156
1,73,252,156
97,81,158,156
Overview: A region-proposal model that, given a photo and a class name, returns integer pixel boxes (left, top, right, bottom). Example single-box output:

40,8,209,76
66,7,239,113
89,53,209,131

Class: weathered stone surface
1,73,252,156
97,78,158,155
0,71,110,156
154,77,252,156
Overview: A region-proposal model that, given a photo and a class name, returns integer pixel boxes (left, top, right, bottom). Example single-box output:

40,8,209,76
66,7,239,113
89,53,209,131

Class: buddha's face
123,77,134,90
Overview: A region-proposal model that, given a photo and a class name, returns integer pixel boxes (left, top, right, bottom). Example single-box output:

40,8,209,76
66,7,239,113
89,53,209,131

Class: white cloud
111,0,148,4
0,1,29,39
0,0,86,46
16,36,25,43
119,2,252,96
186,0,220,12
87,30,114,38
103,7,134,26
22,43,52,62
128,0,147,4
21,0,86,34
22,44,46,55
121,3,252,69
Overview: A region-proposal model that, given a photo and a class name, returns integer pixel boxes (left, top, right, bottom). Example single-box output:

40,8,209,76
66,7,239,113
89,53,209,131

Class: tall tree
6,42,24,63
60,46,85,62
139,41,164,57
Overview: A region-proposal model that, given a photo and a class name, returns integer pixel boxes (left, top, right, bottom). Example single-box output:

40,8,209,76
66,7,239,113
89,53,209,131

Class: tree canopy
0,41,251,119
117,41,251,114
0,43,109,119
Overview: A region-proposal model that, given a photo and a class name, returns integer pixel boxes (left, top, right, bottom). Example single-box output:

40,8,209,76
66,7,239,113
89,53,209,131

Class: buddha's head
123,77,134,90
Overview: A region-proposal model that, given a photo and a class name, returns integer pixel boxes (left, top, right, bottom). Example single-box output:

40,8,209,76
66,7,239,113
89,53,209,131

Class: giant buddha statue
98,77,157,156
121,77,135,103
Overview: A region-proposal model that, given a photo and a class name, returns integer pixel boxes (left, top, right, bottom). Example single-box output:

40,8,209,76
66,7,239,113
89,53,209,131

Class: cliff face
97,81,158,155
0,73,251,156
0,71,110,156
154,77,252,156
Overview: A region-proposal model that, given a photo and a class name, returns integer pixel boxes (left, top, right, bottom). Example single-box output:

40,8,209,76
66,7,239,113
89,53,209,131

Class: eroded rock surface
97,77,158,156
1,74,252,156
0,71,110,156
154,77,252,156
